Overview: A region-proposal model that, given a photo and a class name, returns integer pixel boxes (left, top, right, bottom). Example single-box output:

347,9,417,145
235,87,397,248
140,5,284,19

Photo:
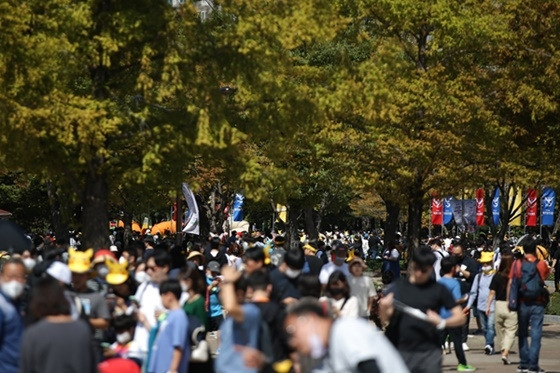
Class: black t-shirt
252,301,289,362
305,255,324,276
554,249,560,270
385,278,456,352
489,273,508,301
205,247,228,268
454,256,479,294
269,268,301,304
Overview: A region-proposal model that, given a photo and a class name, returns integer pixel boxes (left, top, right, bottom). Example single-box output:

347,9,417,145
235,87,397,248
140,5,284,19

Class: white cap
46,261,72,285
110,245,118,252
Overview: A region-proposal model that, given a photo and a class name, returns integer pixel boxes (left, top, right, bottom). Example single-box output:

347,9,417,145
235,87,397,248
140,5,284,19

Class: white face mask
119,256,128,265
181,282,189,292
116,331,132,345
482,265,493,272
1,280,24,299
23,258,36,271
308,333,327,359
134,271,149,283
285,268,302,279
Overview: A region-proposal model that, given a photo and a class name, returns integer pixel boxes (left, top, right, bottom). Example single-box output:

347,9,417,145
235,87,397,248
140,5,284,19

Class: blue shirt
0,292,24,373
215,303,261,373
148,309,189,373
206,276,223,318
438,276,461,319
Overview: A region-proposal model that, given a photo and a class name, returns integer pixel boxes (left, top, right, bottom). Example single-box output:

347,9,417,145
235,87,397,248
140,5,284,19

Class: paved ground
442,318,560,372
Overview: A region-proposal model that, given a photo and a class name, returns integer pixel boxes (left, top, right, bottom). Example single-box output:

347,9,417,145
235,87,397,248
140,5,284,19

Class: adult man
68,248,110,362
269,249,305,305
452,242,479,350
429,238,449,281
319,244,350,285
302,243,323,276
131,249,170,362
379,246,466,372
508,239,550,373
285,298,409,373
0,258,26,373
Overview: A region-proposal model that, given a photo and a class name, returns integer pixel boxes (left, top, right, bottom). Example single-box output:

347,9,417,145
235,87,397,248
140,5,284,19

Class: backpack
519,260,548,303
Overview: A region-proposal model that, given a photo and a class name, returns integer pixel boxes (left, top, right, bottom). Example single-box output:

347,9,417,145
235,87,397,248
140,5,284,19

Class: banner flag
182,183,200,235
526,189,538,227
541,187,556,226
509,188,522,226
232,193,244,222
451,199,476,226
463,200,477,226
443,197,454,225
475,189,485,226
431,198,443,225
492,189,500,226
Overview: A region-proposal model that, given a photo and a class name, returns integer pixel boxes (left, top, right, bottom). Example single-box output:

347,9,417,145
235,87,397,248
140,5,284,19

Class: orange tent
151,220,177,235
116,221,142,232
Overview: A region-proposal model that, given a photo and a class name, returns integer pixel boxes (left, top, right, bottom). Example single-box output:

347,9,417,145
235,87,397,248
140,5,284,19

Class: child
439,257,476,372
147,279,189,373
347,257,377,319
104,314,137,360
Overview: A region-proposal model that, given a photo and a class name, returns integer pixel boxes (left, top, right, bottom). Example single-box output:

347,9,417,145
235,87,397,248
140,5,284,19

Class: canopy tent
151,220,177,235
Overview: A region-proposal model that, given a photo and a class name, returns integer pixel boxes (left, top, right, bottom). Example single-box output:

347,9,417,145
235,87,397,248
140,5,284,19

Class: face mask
181,282,189,292
23,258,36,271
308,333,327,359
134,271,149,283
96,265,109,279
329,288,345,298
285,268,302,279
482,265,492,272
1,280,24,299
334,257,345,266
119,256,128,265
116,331,132,345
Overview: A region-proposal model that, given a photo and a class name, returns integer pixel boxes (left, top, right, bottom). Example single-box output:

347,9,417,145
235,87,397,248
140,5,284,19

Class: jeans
478,309,495,347
518,303,545,370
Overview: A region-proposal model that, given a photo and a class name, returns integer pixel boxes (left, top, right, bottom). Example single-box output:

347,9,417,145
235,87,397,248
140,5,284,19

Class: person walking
487,254,517,365
379,246,466,372
508,239,550,373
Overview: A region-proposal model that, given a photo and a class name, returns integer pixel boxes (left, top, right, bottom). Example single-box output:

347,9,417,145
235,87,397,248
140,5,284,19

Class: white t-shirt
131,281,163,355
332,296,359,318
319,262,350,285
322,318,409,373
348,275,377,317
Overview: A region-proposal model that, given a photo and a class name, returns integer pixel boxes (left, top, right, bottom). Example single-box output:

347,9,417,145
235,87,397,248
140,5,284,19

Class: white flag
182,183,200,235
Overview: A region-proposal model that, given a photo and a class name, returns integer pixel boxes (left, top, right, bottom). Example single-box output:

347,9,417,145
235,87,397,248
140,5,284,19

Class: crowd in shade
0,225,556,373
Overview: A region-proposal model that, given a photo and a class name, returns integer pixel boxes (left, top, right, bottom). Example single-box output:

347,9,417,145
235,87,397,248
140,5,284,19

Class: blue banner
233,194,244,222
443,197,454,225
541,187,556,226
492,188,500,226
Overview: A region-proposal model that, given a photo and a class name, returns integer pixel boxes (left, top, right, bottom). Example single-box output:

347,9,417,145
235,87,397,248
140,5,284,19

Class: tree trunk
123,210,133,250
46,181,69,243
286,203,300,250
406,186,424,252
384,200,401,248
81,170,110,249
304,206,318,242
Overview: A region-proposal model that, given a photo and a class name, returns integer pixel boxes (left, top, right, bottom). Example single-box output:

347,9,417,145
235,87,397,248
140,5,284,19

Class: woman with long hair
487,254,517,364
20,277,96,373
323,270,359,318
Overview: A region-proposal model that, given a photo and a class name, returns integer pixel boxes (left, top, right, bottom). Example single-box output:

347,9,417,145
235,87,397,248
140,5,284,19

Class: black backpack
519,260,548,302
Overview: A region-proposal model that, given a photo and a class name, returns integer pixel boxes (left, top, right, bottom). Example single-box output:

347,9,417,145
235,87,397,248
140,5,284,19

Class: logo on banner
544,196,554,208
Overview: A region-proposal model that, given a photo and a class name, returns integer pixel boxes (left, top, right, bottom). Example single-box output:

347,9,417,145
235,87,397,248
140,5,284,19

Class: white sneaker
462,343,470,351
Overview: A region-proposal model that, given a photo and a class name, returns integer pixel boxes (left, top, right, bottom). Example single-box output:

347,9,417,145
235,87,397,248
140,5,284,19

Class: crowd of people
0,228,555,373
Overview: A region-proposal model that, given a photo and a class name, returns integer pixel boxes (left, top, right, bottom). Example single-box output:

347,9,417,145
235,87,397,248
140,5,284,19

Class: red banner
476,188,485,226
526,189,538,227
431,198,443,225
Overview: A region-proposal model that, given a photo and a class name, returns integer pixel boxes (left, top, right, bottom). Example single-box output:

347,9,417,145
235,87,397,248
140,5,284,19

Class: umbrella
151,220,177,235
0,209,13,218
0,220,32,254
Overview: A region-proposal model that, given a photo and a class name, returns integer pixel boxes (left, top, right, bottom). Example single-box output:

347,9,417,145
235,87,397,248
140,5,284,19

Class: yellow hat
68,248,93,274
303,244,317,253
105,258,129,285
480,251,494,263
